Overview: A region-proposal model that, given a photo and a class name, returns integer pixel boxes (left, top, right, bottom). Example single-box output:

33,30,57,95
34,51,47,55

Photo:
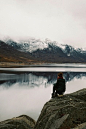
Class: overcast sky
0,0,86,48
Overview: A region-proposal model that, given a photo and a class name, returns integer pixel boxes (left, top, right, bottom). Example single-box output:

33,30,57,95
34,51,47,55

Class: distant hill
0,40,38,63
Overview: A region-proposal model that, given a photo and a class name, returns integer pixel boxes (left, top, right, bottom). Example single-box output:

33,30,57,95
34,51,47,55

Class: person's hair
58,72,63,77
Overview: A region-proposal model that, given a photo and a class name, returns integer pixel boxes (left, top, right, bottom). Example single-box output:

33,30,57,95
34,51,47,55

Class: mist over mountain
0,38,86,63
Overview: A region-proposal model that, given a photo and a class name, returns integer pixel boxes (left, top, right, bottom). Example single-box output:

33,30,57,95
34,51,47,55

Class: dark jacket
56,78,66,92
54,78,66,93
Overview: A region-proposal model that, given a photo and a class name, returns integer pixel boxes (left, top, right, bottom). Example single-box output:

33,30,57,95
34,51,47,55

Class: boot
55,92,57,97
51,93,55,98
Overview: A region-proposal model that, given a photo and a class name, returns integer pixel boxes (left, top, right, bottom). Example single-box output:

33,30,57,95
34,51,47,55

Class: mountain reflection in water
0,72,86,88
0,71,86,122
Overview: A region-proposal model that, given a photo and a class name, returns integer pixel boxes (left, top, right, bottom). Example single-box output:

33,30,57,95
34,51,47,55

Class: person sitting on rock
52,72,66,98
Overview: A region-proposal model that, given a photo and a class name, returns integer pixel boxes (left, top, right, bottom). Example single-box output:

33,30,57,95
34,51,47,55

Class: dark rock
0,115,36,129
34,88,86,129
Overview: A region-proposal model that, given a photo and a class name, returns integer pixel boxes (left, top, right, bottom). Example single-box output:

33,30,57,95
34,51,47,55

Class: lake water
0,63,86,122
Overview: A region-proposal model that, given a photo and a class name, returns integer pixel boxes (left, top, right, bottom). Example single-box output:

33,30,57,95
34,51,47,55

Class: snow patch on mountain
16,38,49,52
4,37,86,55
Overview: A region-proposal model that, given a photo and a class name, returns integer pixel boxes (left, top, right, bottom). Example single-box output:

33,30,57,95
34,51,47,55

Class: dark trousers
53,84,63,95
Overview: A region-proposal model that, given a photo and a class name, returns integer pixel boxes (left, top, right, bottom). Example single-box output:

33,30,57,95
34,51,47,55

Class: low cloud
0,0,86,48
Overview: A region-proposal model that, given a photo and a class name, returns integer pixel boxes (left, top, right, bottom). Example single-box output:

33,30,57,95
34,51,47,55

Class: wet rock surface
0,115,36,129
34,88,86,129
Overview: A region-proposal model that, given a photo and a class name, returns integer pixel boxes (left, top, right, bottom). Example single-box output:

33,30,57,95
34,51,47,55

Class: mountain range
0,38,86,63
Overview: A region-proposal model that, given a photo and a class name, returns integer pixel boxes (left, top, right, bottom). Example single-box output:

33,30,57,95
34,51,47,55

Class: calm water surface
0,64,86,121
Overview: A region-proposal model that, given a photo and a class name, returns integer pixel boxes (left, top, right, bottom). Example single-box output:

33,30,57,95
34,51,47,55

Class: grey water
0,64,86,122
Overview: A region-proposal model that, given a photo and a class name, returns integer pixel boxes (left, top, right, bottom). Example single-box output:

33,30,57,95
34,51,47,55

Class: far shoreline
0,62,86,68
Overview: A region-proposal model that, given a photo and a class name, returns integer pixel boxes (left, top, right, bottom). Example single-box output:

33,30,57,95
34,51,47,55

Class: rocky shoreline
0,88,86,129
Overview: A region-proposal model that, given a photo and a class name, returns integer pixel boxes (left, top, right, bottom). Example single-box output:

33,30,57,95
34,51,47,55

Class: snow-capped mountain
2,38,86,63
0,40,37,63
